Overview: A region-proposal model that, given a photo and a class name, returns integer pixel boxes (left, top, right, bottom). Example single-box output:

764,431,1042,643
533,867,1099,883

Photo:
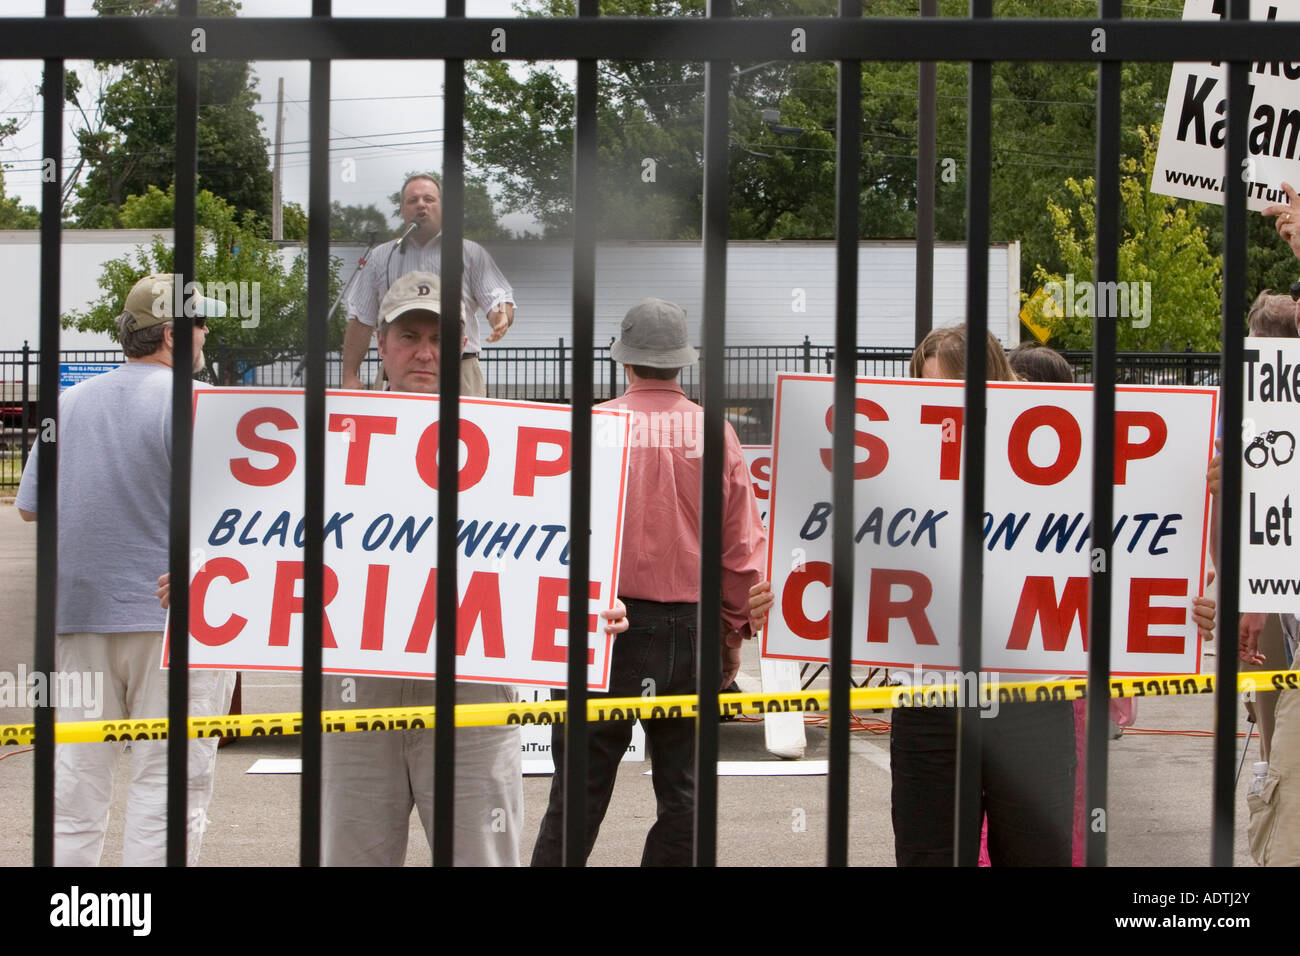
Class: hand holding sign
1262,181,1300,259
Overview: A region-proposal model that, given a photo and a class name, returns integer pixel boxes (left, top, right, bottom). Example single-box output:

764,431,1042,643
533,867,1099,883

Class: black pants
890,700,1076,866
531,598,698,867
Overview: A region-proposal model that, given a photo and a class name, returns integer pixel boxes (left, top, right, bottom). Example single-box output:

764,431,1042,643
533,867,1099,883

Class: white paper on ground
246,758,302,774
644,760,828,777
749,659,808,760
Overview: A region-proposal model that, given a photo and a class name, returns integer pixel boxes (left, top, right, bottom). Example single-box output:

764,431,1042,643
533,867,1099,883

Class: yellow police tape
2,669,1297,746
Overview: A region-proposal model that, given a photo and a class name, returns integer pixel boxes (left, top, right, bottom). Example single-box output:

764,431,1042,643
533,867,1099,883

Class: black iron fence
0,1,1266,879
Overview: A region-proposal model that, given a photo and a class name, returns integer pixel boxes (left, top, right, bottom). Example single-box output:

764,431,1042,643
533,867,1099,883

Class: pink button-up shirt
599,378,767,635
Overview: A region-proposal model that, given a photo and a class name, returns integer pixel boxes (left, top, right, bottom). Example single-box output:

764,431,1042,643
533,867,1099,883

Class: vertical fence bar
33,5,63,867
954,0,992,868
300,0,332,867
695,0,730,868
1085,0,1122,869
826,0,861,869
563,0,598,866
20,342,31,467
915,0,937,345
609,337,618,400
435,0,467,868
1212,0,1249,867
166,0,198,868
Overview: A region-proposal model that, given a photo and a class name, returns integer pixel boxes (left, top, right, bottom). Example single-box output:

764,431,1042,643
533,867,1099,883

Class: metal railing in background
0,343,1232,482
0,3,1264,871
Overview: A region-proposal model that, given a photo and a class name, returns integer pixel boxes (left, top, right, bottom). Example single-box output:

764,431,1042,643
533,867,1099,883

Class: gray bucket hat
610,298,699,368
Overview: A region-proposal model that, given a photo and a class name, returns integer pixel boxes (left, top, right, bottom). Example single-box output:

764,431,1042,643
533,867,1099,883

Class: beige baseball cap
379,271,443,332
122,273,229,330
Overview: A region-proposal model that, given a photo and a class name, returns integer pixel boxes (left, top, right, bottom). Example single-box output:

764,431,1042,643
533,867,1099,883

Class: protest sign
763,375,1216,675
742,445,772,527
1239,338,1300,611
167,389,630,690
1152,0,1300,211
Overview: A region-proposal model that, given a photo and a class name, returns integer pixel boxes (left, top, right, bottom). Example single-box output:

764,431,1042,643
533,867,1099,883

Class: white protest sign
518,688,646,774
167,389,630,691
1152,0,1300,211
1240,339,1300,611
763,375,1217,675
742,445,772,527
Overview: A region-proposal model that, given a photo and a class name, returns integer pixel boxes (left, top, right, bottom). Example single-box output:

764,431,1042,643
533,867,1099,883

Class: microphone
396,220,420,253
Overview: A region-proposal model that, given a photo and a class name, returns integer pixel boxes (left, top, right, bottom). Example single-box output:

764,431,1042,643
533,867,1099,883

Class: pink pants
979,697,1136,867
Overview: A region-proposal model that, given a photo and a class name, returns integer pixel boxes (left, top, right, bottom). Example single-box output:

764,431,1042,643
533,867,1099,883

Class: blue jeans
531,598,698,867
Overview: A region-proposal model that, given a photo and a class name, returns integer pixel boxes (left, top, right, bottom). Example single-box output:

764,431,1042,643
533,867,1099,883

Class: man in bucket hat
531,297,766,866
16,273,235,866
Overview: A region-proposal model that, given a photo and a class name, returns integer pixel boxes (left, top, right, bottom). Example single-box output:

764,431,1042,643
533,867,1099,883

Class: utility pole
271,76,284,241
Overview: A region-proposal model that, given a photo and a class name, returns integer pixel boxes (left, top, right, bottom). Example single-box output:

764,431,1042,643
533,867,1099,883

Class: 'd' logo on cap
418,284,431,296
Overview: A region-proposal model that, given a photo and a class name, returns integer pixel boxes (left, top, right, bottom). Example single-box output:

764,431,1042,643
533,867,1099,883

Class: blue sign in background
59,363,119,392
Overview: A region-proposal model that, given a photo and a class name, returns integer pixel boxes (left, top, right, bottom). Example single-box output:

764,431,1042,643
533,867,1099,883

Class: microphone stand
293,230,382,386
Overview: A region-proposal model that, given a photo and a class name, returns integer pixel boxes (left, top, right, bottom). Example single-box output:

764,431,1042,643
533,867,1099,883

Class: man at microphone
341,173,516,394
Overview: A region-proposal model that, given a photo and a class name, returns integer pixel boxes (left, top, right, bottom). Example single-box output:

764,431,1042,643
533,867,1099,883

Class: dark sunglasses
193,316,208,329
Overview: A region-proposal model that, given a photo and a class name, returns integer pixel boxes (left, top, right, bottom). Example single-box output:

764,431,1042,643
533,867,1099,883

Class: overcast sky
0,0,551,232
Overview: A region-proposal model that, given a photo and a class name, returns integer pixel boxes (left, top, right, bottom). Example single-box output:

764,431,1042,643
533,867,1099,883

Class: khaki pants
320,676,522,866
460,353,486,397
1250,616,1300,866
53,632,235,866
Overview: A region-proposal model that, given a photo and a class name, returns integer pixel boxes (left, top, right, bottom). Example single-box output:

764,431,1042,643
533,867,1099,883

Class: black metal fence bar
32,1,63,869
954,0,992,869
827,0,861,868
694,0,729,869
435,0,468,867
0,17,1295,63
300,0,332,867
562,0,599,868
164,0,198,868
1213,0,1250,868
1085,0,1121,869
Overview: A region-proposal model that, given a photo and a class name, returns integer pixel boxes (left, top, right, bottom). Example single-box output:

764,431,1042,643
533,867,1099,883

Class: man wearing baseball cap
16,272,235,866
321,270,520,866
531,297,767,866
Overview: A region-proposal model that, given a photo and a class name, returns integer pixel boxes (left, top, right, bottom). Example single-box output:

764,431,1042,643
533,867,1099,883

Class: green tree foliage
1032,127,1222,352
63,185,342,381
282,201,308,241
464,0,1220,316
68,0,272,229
0,114,39,228
329,201,388,241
